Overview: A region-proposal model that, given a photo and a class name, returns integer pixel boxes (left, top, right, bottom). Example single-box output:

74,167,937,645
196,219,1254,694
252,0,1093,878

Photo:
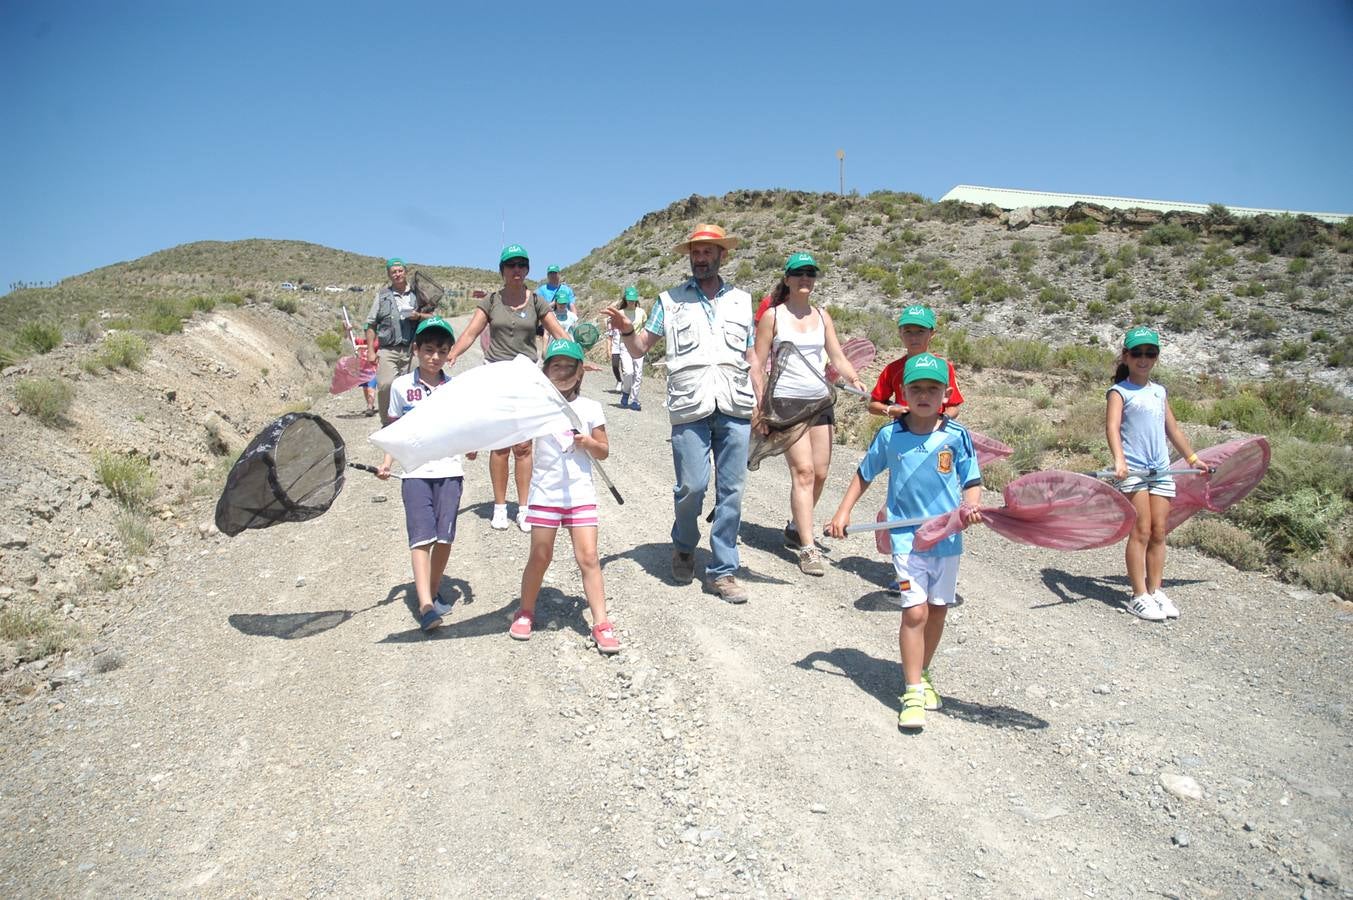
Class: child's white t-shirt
527,396,605,508
387,369,465,479
1109,379,1170,470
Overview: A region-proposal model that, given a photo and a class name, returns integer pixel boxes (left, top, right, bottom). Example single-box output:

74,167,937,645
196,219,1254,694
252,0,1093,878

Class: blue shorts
400,476,463,548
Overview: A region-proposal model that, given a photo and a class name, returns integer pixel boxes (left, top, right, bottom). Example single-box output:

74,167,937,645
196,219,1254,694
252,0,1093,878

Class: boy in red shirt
868,305,964,419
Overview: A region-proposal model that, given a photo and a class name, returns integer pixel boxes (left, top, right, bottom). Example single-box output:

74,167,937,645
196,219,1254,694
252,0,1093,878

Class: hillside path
2,316,1350,898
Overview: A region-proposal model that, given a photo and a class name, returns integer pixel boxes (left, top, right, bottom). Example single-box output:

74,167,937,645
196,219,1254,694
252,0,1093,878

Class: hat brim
674,237,739,254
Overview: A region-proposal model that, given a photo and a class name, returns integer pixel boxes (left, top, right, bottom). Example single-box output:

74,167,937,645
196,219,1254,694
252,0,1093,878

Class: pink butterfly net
912,470,1137,553
1165,436,1271,533
825,336,877,384
329,355,377,395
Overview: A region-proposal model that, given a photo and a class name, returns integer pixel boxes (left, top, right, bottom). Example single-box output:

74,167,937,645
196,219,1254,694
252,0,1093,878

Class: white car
280,282,298,291
324,285,341,293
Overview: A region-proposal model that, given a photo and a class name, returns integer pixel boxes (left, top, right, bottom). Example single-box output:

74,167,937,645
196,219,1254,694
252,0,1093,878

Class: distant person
375,318,476,632
1106,326,1206,622
826,353,983,732
353,335,379,416
446,245,570,532
536,265,571,308
752,253,864,576
365,258,436,426
603,223,762,604
551,285,579,336
610,286,647,411
509,339,620,655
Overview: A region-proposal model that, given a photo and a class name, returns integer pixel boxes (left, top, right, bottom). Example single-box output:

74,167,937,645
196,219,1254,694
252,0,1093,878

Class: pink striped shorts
525,503,599,529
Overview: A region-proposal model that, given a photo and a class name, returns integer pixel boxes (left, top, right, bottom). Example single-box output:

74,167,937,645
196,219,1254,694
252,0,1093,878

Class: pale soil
1,312,1350,898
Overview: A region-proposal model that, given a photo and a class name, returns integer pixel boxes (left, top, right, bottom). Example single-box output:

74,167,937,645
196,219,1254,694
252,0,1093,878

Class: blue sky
3,0,1351,293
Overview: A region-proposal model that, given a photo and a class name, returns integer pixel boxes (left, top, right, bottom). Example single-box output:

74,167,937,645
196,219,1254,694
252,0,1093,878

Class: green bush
115,511,154,556
15,377,74,426
1053,344,1116,383
315,330,342,357
1169,518,1267,571
146,299,186,334
1039,286,1074,311
1166,301,1203,332
95,332,149,370
1142,222,1196,247
1272,341,1307,362
1292,558,1353,600
1243,311,1278,337
981,459,1017,492
95,451,156,510
1246,487,1347,556
1061,220,1100,236
221,293,245,306
1207,391,1271,432
272,297,298,315
1105,280,1135,305
0,608,74,661
18,321,63,354
188,296,217,313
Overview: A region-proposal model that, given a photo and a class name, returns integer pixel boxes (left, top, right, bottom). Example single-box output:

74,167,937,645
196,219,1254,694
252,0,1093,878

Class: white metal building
939,185,1350,225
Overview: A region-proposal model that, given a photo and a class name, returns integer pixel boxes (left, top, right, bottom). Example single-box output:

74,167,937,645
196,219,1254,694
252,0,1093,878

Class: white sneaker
490,506,510,530
1152,590,1179,618
1126,593,1166,622
517,510,532,532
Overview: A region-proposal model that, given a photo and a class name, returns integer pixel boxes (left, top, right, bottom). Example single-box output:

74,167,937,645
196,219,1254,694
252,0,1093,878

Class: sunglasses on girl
1129,347,1159,358
503,260,529,269
787,268,818,279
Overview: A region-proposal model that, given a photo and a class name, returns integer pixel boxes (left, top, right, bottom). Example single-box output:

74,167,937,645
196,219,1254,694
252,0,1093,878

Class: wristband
621,328,635,336
1187,453,1199,465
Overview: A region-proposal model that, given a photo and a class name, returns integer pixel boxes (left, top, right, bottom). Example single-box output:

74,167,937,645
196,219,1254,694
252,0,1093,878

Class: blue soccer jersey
858,416,982,557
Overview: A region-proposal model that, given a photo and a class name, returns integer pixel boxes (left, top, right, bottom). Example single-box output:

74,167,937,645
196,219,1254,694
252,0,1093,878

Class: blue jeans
670,412,751,579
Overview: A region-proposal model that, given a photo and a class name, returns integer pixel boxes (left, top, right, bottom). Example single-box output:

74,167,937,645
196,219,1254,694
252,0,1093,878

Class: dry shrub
1169,518,1267,571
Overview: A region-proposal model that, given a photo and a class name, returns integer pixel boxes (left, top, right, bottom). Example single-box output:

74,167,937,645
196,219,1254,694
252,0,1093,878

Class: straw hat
674,223,739,254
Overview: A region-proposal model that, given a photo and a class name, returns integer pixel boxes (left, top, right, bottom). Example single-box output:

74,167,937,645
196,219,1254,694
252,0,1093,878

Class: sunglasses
1128,347,1159,358
787,268,819,279
502,260,529,269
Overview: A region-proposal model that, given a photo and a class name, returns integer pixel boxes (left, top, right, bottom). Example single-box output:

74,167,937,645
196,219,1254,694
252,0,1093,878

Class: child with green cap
1107,326,1204,622
867,304,965,419
827,352,983,731
509,338,621,654
376,317,476,632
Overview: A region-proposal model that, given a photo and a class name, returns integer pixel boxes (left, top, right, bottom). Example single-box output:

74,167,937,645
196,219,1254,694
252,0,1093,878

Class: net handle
542,382,624,506
840,514,929,534
1087,466,1214,479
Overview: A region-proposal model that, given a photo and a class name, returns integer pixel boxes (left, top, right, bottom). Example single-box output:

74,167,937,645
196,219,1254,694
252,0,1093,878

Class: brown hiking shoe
797,546,825,577
671,549,696,585
705,575,749,604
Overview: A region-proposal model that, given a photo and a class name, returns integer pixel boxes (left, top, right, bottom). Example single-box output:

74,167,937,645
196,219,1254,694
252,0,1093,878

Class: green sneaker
921,668,943,711
898,687,926,731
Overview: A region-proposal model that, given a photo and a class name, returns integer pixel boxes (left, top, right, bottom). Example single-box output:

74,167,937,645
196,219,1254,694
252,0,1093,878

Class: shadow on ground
792,647,1049,730
600,541,790,588
229,578,474,640
378,584,593,644
1037,568,1209,610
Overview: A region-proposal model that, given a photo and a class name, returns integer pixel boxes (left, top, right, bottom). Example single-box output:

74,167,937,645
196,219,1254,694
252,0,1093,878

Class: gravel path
2,316,1350,898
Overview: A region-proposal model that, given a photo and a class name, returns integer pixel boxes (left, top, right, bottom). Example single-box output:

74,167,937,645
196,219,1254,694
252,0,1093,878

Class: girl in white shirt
509,339,620,654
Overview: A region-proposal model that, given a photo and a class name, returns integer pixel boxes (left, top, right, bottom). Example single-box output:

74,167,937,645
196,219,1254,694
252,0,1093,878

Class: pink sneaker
591,621,621,655
508,610,533,641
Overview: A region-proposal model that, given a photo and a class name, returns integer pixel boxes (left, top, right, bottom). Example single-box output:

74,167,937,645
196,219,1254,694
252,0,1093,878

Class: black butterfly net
747,342,836,471
214,413,347,536
411,270,444,313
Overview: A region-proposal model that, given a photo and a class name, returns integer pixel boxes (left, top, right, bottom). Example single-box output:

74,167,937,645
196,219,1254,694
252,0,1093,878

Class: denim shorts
401,476,463,548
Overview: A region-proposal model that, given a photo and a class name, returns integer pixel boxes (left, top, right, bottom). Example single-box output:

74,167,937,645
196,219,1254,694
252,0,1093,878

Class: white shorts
890,553,960,609
1115,474,1176,498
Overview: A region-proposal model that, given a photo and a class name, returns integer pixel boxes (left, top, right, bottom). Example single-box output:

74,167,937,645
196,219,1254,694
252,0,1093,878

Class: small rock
696,889,713,899
1308,864,1339,887
809,804,828,814
1093,684,1111,695
372,495,388,503
1160,773,1203,801
621,869,637,882
1242,821,1256,832
295,576,306,588
1172,831,1191,848
660,726,677,741
390,730,401,740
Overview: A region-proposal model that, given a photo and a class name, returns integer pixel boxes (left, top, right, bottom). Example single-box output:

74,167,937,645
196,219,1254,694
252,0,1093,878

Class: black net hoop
214,413,347,536
411,270,444,312
747,342,836,471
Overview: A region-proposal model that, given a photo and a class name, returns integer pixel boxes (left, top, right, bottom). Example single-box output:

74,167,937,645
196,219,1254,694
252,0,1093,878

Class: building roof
939,185,1350,225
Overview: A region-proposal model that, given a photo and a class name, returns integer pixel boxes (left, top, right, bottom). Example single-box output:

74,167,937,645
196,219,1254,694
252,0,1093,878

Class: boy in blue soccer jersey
827,353,983,732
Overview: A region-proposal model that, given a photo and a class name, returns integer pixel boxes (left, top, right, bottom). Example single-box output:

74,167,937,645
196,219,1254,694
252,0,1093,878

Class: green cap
623,286,639,302
1123,326,1160,349
385,257,405,269
544,338,584,363
903,352,949,387
415,316,455,341
897,304,936,329
553,285,575,306
499,244,529,264
784,251,819,273
546,265,561,274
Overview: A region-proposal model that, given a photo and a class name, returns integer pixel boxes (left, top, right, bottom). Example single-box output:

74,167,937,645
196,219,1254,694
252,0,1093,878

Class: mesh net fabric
410,270,444,312
912,471,1136,553
214,413,347,536
1165,436,1271,533
825,336,876,385
747,342,836,471
573,322,601,349
972,431,1014,466
329,355,377,394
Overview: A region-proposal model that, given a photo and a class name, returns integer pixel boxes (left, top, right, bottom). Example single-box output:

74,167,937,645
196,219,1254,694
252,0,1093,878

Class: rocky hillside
562,190,1353,394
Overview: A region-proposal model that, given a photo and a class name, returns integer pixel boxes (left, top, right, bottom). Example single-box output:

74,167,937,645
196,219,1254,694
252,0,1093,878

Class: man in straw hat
604,224,763,603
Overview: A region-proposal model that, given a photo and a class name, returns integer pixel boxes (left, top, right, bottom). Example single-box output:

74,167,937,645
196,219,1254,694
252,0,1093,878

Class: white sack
369,356,570,471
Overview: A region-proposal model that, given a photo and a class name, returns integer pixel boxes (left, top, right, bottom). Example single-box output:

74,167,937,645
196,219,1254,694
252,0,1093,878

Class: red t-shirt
869,354,965,412
754,294,774,324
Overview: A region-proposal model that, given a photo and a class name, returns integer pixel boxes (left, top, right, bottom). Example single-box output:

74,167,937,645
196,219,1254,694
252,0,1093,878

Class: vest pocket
672,320,696,355
722,321,749,354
